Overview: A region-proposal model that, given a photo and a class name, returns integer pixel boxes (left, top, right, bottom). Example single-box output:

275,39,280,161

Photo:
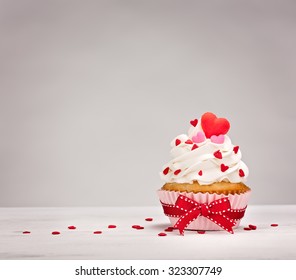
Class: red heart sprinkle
190,119,198,127
167,227,176,230
158,232,167,236
185,139,193,144
145,218,153,221
137,226,144,230
249,224,257,230
201,112,230,138
132,225,141,229
52,231,60,235
213,150,222,159
191,144,198,150
244,227,252,231
108,225,116,228
164,228,173,232
220,164,229,172
197,230,206,234
93,231,102,234
174,169,181,175
22,231,31,234
163,167,170,175
68,226,76,230
239,169,245,177
198,170,203,176
271,224,278,227
175,139,181,146
233,146,239,154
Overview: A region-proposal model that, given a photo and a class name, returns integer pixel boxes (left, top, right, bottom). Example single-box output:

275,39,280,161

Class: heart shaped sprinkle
197,230,206,234
174,169,181,175
68,226,76,230
175,139,181,146
163,167,170,175
108,225,116,228
271,224,278,227
164,228,173,232
201,112,230,138
93,231,102,234
220,164,229,172
132,225,144,230
23,231,31,234
244,227,252,231
190,119,198,127
198,170,203,176
166,227,175,230
185,139,193,144
249,224,257,230
145,218,153,221
213,150,222,159
158,232,167,236
192,131,206,143
239,169,245,177
52,231,60,235
233,146,239,154
210,134,225,144
191,144,198,151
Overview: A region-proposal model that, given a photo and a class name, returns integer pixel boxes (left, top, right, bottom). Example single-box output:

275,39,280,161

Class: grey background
0,0,295,207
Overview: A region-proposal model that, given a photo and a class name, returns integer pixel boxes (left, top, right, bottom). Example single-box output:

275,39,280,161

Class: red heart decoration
239,169,245,177
233,146,239,154
191,144,198,150
185,139,193,144
163,167,170,175
175,139,181,146
174,169,181,175
220,164,229,172
190,119,198,127
201,112,230,138
213,150,222,159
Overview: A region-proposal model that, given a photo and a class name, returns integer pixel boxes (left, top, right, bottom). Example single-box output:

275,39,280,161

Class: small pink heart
192,131,206,143
210,134,225,144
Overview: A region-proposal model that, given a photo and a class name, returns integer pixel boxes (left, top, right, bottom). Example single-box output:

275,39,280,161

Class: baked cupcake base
162,181,250,195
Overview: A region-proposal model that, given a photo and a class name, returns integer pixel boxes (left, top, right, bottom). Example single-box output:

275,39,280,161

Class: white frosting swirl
160,123,249,185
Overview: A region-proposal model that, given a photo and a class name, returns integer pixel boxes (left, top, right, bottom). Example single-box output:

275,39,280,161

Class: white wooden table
0,206,295,259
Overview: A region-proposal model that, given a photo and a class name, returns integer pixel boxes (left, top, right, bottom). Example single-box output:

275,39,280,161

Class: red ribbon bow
161,195,246,235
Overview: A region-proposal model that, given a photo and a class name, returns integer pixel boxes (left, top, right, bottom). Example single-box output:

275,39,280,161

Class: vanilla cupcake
158,112,251,234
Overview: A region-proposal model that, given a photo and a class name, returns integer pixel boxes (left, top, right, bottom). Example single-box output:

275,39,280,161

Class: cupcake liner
157,189,251,231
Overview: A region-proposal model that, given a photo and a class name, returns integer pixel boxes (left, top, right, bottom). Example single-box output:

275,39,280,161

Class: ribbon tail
174,208,201,235
209,214,236,234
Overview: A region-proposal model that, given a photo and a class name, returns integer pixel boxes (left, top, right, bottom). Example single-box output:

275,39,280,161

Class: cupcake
158,112,251,234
